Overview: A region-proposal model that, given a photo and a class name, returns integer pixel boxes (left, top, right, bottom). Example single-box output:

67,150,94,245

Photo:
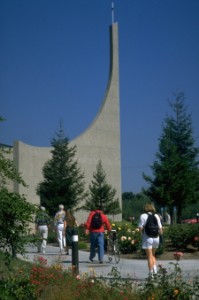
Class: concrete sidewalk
20,245,199,281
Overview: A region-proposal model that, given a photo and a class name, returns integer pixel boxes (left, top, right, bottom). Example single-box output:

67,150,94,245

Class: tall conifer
84,160,121,216
37,124,86,215
143,92,199,222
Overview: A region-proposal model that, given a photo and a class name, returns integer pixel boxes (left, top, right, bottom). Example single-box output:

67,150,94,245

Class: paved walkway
19,245,199,281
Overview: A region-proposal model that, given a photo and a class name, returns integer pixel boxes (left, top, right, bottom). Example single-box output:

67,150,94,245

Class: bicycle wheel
113,241,120,263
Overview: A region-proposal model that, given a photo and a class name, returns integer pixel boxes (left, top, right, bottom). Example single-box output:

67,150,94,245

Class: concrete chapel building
8,22,122,223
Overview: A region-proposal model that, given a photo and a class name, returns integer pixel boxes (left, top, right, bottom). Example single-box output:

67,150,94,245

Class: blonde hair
59,204,64,211
144,203,156,214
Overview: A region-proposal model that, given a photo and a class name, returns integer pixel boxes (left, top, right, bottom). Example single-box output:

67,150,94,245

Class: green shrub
0,275,37,300
166,223,199,250
47,230,57,244
139,262,199,300
111,221,141,254
1,250,199,300
78,224,88,241
78,241,88,250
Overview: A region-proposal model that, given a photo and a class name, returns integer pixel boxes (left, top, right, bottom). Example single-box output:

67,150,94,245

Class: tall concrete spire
12,22,121,223
71,22,121,221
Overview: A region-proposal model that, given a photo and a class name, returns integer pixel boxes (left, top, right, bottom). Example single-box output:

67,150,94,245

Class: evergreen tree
84,160,121,216
143,92,199,223
37,125,86,215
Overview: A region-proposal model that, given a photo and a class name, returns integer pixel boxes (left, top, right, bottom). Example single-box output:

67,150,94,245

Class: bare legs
145,248,157,274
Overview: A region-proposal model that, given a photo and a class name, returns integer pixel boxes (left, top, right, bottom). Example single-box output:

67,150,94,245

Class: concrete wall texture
12,23,122,223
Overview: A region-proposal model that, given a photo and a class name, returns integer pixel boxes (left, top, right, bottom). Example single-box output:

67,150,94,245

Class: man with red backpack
85,206,111,264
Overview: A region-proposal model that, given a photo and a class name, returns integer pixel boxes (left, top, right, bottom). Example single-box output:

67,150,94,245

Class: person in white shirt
54,204,67,254
138,203,163,276
165,212,171,225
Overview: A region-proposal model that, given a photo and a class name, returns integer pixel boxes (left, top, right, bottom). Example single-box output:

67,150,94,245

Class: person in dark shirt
35,206,51,254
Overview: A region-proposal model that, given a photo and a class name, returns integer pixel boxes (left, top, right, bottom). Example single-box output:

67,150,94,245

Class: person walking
35,206,51,254
165,212,171,225
54,204,67,254
138,203,163,277
65,209,78,255
85,205,111,264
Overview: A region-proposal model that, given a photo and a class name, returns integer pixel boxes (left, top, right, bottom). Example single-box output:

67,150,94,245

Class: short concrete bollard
71,228,79,273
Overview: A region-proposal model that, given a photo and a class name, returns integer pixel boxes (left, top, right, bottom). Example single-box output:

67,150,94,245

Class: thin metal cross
111,1,115,24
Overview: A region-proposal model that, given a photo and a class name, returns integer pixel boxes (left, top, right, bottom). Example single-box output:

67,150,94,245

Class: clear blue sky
1,0,199,193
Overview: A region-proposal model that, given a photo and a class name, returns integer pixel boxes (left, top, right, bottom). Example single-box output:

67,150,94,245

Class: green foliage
47,230,57,244
110,221,141,254
0,276,37,300
143,92,199,223
37,124,86,215
0,145,26,188
166,223,199,250
1,249,199,300
0,252,140,300
83,160,121,216
0,251,36,299
0,188,37,258
139,262,199,300
192,235,199,250
77,224,89,241
0,117,26,186
181,201,199,219
122,192,150,221
78,241,88,250
0,122,37,261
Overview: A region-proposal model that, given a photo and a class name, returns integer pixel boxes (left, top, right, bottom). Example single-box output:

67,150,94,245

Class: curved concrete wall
13,23,121,223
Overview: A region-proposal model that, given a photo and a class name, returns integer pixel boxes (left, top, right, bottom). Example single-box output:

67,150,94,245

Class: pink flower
173,252,183,260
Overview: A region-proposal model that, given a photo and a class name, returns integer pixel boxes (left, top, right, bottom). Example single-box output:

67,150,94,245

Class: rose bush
111,222,141,254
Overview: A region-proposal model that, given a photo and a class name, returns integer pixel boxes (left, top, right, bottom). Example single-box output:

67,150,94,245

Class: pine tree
143,92,199,223
84,160,121,216
37,124,86,215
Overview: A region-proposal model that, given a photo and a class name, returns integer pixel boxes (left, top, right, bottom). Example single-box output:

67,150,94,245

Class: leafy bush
166,223,199,250
47,230,57,244
78,241,88,250
139,261,199,300
77,223,88,240
192,235,199,250
0,276,37,300
0,250,199,300
111,221,141,254
0,188,37,260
